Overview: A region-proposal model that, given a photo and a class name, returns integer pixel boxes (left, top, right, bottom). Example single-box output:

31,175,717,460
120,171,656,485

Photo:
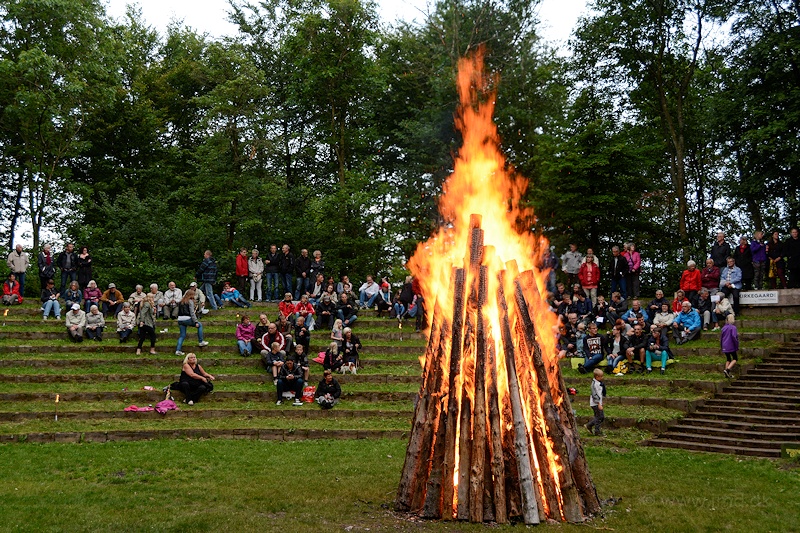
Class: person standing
56,243,78,294
249,248,265,302
710,232,731,269
263,245,280,302
175,288,209,356
294,249,312,300
235,247,249,294
750,231,767,290
784,228,800,289
720,314,739,379
584,368,605,436
766,230,788,289
733,237,754,291
76,246,92,290
578,251,601,305
195,250,219,310
607,246,628,299
6,244,29,297
37,244,56,295
278,244,294,299
623,243,641,299
560,244,583,289
135,294,158,355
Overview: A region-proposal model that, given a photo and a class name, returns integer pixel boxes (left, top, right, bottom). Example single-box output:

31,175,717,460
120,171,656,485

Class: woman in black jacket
733,237,754,290
315,370,341,409
766,231,788,289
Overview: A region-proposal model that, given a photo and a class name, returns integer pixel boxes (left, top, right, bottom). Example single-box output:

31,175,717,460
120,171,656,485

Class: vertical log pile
395,216,601,524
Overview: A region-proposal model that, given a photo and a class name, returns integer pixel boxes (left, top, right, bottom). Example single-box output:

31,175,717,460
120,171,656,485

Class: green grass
0,438,798,532
574,404,687,422
561,365,725,382
0,381,420,394
0,399,415,413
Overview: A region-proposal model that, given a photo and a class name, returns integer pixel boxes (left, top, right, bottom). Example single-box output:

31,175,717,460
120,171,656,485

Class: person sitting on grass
671,289,689,314
652,302,674,329
2,273,23,305
278,292,295,321
175,288,209,356
592,295,609,329
275,358,304,406
315,369,341,409
322,341,344,373
646,289,668,317
63,280,81,310
263,341,286,385
316,293,337,329
331,318,344,349
148,283,165,318
625,323,648,366
162,281,182,320
293,315,310,354
66,303,86,342
253,314,271,352
672,300,701,345
712,295,734,331
604,320,629,373
578,322,605,374
607,292,627,323
583,368,605,436
170,353,215,406
621,299,649,329
294,294,316,330
117,302,136,342
85,305,105,341
41,279,61,321
236,315,255,357
695,288,713,331
83,280,102,313
720,314,739,379
358,275,381,309
101,283,124,317
291,343,310,383
259,322,285,359
375,282,392,317
129,284,146,307
645,324,670,375
341,327,361,374
276,313,291,334
219,281,251,308
337,293,358,328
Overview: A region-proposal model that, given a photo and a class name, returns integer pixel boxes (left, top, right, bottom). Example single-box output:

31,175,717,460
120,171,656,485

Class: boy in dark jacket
195,250,219,310
276,358,304,406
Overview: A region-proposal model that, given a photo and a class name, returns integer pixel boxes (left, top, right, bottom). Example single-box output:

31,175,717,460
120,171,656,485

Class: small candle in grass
55,394,60,421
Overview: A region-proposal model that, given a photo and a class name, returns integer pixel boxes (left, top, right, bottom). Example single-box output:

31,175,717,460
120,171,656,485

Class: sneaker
615,373,624,377
176,351,185,356
198,341,209,347
646,368,652,374
712,326,720,331
162,386,170,393
595,429,605,437
660,368,666,375
187,400,194,406
577,364,586,374
201,309,209,315
243,350,250,357
292,399,303,406
273,379,278,386
275,400,282,406
723,369,732,378
583,422,593,434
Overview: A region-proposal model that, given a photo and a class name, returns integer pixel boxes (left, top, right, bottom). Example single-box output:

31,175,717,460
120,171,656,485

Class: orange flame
407,49,565,519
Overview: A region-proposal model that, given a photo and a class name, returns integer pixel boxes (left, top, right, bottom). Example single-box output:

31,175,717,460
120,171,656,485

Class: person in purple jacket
720,314,739,378
750,230,767,290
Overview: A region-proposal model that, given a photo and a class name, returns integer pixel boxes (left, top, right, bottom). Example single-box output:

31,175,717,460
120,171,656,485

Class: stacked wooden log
396,215,601,524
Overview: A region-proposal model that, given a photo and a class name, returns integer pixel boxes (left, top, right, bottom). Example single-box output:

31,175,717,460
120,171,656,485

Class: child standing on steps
584,368,606,436
720,314,739,379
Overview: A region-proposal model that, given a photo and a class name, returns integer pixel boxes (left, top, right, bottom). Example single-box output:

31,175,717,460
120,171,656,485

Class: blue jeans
583,352,604,371
60,271,77,295
265,273,280,301
223,296,251,308
84,300,100,313
281,274,293,297
237,339,253,355
42,299,61,318
393,303,406,317
337,310,358,326
610,278,627,299
177,319,204,352
359,291,379,308
14,272,26,298
201,282,218,309
295,276,310,300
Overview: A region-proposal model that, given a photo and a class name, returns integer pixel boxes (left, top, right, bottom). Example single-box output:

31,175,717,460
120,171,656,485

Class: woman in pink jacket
236,315,256,357
623,243,641,299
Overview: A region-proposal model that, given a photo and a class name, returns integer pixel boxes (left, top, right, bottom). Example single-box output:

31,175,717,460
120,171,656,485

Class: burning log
396,218,601,524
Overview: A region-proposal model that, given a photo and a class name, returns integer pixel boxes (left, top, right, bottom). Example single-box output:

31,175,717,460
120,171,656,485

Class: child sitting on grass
584,368,606,436
720,314,739,378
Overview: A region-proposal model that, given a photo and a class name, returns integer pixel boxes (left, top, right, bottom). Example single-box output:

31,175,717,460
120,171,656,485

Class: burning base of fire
394,52,601,524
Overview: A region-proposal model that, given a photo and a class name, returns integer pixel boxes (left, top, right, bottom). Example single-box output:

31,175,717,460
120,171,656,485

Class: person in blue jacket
672,300,701,345
719,256,743,315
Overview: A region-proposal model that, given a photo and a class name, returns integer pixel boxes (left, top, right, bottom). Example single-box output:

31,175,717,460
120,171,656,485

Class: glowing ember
395,50,600,524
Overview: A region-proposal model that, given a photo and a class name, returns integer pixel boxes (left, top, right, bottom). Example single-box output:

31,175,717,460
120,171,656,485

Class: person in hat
101,283,124,317
65,303,86,342
188,281,208,315
375,282,392,317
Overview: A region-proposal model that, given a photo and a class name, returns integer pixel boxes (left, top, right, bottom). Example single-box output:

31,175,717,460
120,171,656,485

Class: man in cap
65,303,86,342
101,283,124,317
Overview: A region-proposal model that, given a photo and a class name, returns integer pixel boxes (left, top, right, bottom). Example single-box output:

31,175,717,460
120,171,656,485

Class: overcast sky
104,0,589,50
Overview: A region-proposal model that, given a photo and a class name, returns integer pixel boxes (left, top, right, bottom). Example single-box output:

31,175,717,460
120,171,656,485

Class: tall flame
407,50,566,520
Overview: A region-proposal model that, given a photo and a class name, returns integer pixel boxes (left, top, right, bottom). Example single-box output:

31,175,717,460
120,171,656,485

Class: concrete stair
648,337,800,457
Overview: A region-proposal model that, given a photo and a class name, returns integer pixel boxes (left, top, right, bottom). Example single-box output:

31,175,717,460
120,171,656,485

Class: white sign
739,291,779,305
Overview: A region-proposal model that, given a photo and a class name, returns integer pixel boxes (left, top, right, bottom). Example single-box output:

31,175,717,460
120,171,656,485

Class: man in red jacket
235,247,249,294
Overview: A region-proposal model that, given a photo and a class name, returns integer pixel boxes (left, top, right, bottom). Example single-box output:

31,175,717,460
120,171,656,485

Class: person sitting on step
2,273,23,305
41,279,61,321
65,303,86,342
169,353,215,406
275,358,304,406
672,300,701,345
315,369,341,409
116,302,136,342
645,324,670,375
236,314,255,357
85,305,105,341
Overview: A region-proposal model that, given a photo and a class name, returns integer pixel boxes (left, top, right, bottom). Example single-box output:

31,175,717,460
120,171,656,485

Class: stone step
563,376,722,394
695,404,800,417
671,347,773,358
667,424,800,442
0,390,417,403
755,362,800,371
679,417,800,433
701,397,800,410
0,407,412,422
740,370,800,379
0,373,421,384
647,438,782,457
0,344,421,355
0,331,423,342
687,410,800,425
0,427,409,444
727,379,800,390
652,431,787,450
0,357,419,369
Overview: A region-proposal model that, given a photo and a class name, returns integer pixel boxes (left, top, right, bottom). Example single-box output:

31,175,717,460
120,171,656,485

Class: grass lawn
0,437,798,532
